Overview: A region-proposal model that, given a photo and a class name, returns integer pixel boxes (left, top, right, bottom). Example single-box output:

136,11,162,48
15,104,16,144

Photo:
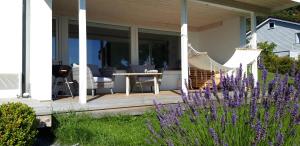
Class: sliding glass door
68,22,130,69
138,29,181,70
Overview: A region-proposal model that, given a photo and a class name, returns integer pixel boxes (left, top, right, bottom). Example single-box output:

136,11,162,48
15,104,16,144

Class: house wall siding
0,0,23,98
256,20,300,56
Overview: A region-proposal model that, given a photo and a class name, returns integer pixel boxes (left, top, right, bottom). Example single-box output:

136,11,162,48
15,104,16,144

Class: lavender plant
146,65,300,146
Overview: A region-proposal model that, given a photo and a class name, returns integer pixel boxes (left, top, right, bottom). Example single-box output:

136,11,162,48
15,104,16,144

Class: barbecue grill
52,65,73,98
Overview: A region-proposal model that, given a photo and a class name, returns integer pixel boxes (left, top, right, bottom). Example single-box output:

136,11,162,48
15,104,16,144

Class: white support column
78,0,87,104
130,26,139,65
250,12,258,83
28,0,52,101
240,16,248,76
181,0,189,94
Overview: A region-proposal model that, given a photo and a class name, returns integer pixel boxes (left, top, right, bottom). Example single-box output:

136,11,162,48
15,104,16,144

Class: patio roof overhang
53,0,299,32
53,0,249,32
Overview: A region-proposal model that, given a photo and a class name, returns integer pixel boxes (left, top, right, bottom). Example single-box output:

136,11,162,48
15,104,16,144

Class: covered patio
23,0,299,104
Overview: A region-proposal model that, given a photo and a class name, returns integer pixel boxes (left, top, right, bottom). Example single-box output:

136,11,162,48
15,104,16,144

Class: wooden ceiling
53,0,244,31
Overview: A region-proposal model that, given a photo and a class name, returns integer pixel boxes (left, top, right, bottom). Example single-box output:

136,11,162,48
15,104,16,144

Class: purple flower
268,79,276,97
146,120,161,138
209,128,219,145
291,103,299,122
167,139,174,146
153,99,161,112
263,99,270,110
275,131,283,146
210,102,217,121
205,86,211,99
262,67,268,83
221,114,225,129
176,103,183,117
268,141,273,146
264,111,269,126
254,121,263,142
232,111,237,125
248,74,255,89
212,77,218,95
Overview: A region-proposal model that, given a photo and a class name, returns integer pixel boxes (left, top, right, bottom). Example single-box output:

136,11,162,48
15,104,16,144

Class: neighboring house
0,0,298,104
247,18,300,59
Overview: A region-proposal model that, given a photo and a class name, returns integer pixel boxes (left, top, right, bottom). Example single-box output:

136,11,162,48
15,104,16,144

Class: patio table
113,73,162,96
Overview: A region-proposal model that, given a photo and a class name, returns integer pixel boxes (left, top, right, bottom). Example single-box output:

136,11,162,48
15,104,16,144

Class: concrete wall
189,16,242,64
0,0,23,98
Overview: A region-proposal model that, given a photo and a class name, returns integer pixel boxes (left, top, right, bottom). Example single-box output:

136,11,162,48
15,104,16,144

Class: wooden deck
0,91,182,116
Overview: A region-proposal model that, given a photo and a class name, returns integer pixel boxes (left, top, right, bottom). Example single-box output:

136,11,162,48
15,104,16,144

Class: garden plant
0,102,38,146
147,64,300,146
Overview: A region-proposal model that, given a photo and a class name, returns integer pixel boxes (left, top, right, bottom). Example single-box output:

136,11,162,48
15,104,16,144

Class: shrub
258,41,276,58
0,102,38,146
147,65,300,145
258,41,299,75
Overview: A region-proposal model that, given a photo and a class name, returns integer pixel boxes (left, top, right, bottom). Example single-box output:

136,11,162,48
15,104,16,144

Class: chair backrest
72,65,96,89
87,64,101,77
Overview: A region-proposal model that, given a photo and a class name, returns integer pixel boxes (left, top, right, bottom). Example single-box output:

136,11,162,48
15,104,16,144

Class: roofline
246,18,300,35
257,18,300,28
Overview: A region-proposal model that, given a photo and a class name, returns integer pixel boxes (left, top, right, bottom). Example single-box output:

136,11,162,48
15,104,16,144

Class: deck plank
0,91,182,116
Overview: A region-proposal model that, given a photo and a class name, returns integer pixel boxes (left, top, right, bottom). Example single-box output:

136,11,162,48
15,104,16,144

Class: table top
113,72,162,76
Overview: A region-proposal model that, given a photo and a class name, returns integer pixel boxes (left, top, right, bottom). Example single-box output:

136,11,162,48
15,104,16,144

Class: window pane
68,22,130,69
52,19,57,60
138,29,180,70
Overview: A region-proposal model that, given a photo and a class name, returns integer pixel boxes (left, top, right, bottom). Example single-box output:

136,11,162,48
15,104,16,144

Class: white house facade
0,0,298,104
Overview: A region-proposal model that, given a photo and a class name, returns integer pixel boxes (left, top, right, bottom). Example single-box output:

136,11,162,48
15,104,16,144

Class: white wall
0,0,23,98
189,17,242,64
28,0,53,101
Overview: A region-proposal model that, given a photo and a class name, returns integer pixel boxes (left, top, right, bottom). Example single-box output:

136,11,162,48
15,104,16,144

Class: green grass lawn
258,70,294,85
53,113,156,146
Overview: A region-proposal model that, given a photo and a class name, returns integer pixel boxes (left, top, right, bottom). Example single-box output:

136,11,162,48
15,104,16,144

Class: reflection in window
68,22,130,69
138,29,181,70
296,33,300,44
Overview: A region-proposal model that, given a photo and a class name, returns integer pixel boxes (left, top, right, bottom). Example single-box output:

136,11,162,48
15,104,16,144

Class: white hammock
223,48,262,68
188,44,261,72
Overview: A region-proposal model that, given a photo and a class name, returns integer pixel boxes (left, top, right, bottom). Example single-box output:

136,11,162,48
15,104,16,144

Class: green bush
266,55,295,74
0,102,38,146
258,41,298,75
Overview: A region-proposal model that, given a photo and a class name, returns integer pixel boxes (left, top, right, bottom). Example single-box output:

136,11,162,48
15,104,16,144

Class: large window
68,22,130,69
138,29,180,70
52,19,57,60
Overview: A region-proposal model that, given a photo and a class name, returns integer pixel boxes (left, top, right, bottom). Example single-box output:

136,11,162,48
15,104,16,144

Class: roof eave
195,0,299,15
